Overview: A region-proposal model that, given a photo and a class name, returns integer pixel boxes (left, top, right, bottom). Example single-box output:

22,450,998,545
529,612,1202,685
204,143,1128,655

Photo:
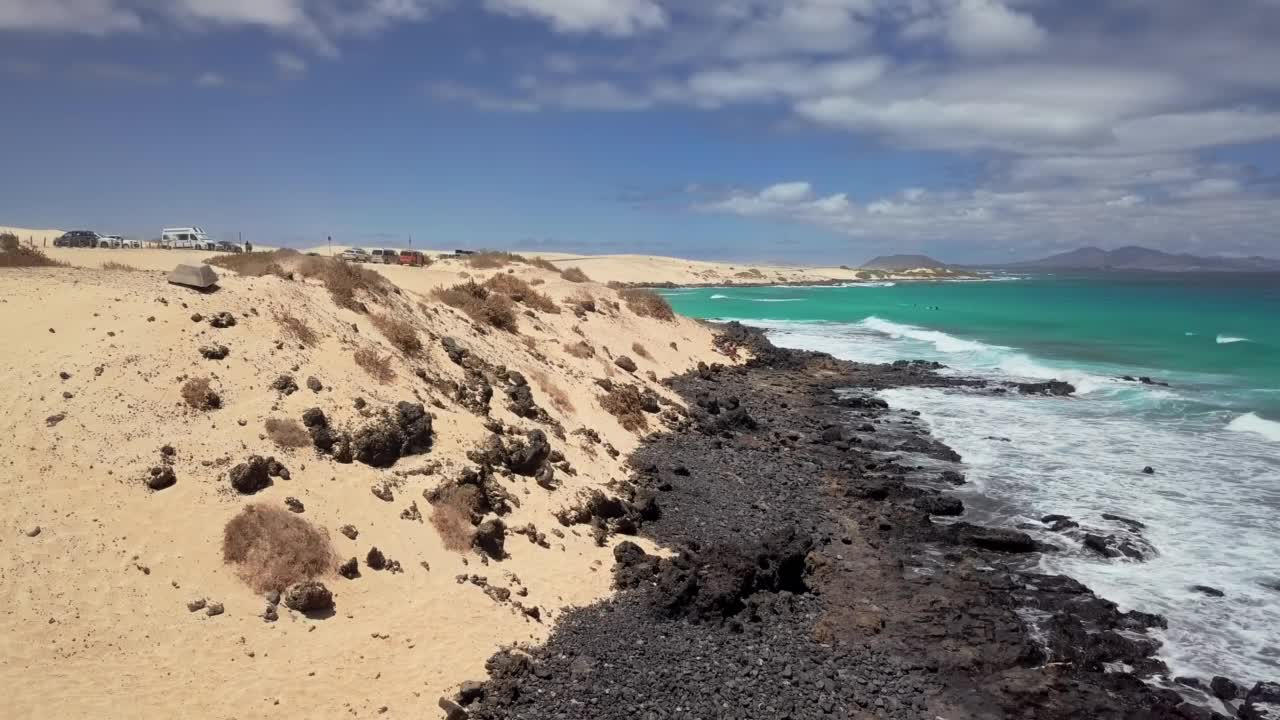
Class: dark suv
53,231,100,248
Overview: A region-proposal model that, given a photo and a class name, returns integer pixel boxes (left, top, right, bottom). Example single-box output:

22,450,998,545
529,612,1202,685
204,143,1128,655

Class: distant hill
862,254,949,271
1012,245,1280,272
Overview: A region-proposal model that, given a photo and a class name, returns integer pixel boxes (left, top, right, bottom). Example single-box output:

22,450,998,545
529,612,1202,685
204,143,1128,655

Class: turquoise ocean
663,273,1280,685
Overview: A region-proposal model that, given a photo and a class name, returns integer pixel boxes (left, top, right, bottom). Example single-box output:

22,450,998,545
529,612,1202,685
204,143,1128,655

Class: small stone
265,591,281,605
283,581,333,613
371,483,394,502
262,605,278,623
59,371,71,380
24,526,41,537
284,496,304,513
205,602,225,616
339,557,360,579
1142,466,1155,474
187,598,207,612
190,313,203,322
339,524,359,540
306,376,322,393
366,547,387,570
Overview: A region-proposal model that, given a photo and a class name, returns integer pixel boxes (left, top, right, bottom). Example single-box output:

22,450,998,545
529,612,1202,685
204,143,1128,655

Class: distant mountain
862,254,949,271
1012,246,1280,272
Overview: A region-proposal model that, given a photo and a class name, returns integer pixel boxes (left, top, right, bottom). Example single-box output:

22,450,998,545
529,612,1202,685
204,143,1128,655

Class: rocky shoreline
446,323,1274,720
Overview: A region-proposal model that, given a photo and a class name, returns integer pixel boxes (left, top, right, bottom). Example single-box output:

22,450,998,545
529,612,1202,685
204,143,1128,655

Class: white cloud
0,0,141,34
274,51,307,76
195,71,226,87
942,0,1047,56
719,0,873,59
760,181,813,202
1172,178,1242,199
483,0,666,35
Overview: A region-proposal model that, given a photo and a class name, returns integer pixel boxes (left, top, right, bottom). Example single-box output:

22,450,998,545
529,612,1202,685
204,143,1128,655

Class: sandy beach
0,243,734,718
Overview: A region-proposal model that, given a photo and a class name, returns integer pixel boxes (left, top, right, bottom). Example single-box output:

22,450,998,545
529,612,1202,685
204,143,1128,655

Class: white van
161,227,215,250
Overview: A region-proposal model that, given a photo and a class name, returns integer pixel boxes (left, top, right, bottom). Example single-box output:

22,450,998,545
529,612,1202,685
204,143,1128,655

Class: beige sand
0,250,735,718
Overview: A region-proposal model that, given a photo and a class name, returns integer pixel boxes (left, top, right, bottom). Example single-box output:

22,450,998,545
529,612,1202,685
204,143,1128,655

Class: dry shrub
206,250,290,278
564,340,595,359
354,346,395,383
560,266,590,283
0,245,66,268
222,504,335,593
631,342,652,360
433,281,518,332
600,384,648,433
734,268,764,279
429,485,478,552
274,311,318,347
568,291,597,314
619,288,675,322
181,376,220,410
0,233,17,252
370,313,422,356
298,255,388,312
465,251,559,273
532,369,574,413
101,261,141,271
483,274,560,314
528,278,546,286
265,417,310,448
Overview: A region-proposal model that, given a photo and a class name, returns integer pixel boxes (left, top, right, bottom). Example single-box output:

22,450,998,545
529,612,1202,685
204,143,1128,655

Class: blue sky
2,0,1279,264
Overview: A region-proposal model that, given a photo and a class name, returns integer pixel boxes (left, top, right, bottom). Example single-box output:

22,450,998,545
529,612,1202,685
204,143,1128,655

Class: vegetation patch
181,376,221,410
274,311,318,347
600,384,649,432
265,417,310,448
532,369,574,414
429,485,478,552
370,313,423,356
560,266,591,283
619,288,676,322
563,340,595,359
100,261,142,272
0,235,67,268
222,504,335,593
631,342,652,360
465,251,560,273
297,255,389,312
354,346,395,383
483,274,560,314
433,281,518,332
205,249,294,278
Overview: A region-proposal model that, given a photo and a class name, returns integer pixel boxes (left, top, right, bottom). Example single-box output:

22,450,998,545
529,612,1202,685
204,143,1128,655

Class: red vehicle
399,250,425,267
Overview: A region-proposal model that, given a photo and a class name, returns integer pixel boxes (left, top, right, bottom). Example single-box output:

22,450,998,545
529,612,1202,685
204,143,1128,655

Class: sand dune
0,249,733,718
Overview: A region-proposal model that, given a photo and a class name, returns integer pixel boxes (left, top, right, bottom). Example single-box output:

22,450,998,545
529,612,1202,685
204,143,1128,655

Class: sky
2,0,1279,264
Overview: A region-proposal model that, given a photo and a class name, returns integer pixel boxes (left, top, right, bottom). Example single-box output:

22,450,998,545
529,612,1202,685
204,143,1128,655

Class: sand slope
0,251,732,718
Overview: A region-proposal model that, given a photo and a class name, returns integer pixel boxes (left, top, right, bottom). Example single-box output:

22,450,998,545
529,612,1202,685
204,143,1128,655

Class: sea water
664,273,1280,685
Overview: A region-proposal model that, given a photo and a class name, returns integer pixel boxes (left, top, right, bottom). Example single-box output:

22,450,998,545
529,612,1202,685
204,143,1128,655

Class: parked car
161,227,214,250
370,248,398,264
98,235,123,248
399,250,425,267
214,241,242,253
340,247,370,263
120,238,142,249
53,230,100,248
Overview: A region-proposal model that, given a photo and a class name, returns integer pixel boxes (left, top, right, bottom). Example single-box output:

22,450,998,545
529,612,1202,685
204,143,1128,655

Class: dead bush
619,288,675,322
222,504,335,593
205,250,291,278
100,261,141,271
370,313,422,356
298,256,389,312
0,233,17,252
265,417,310,448
631,342,651,360
0,245,66,268
600,384,648,432
354,346,395,383
483,274,560,314
433,281,518,332
532,369,574,413
560,266,590,283
181,376,221,410
564,340,595,359
465,251,559,273
429,485,478,552
274,311,318,347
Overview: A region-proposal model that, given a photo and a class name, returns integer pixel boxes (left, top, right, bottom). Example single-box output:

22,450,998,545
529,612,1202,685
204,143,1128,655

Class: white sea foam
1227,413,1280,443
740,316,1280,683
858,316,990,354
1217,335,1250,344
752,298,804,303
709,294,729,300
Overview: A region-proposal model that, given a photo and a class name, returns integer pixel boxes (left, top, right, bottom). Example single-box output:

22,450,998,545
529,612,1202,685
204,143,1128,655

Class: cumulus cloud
0,0,142,34
483,0,666,35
